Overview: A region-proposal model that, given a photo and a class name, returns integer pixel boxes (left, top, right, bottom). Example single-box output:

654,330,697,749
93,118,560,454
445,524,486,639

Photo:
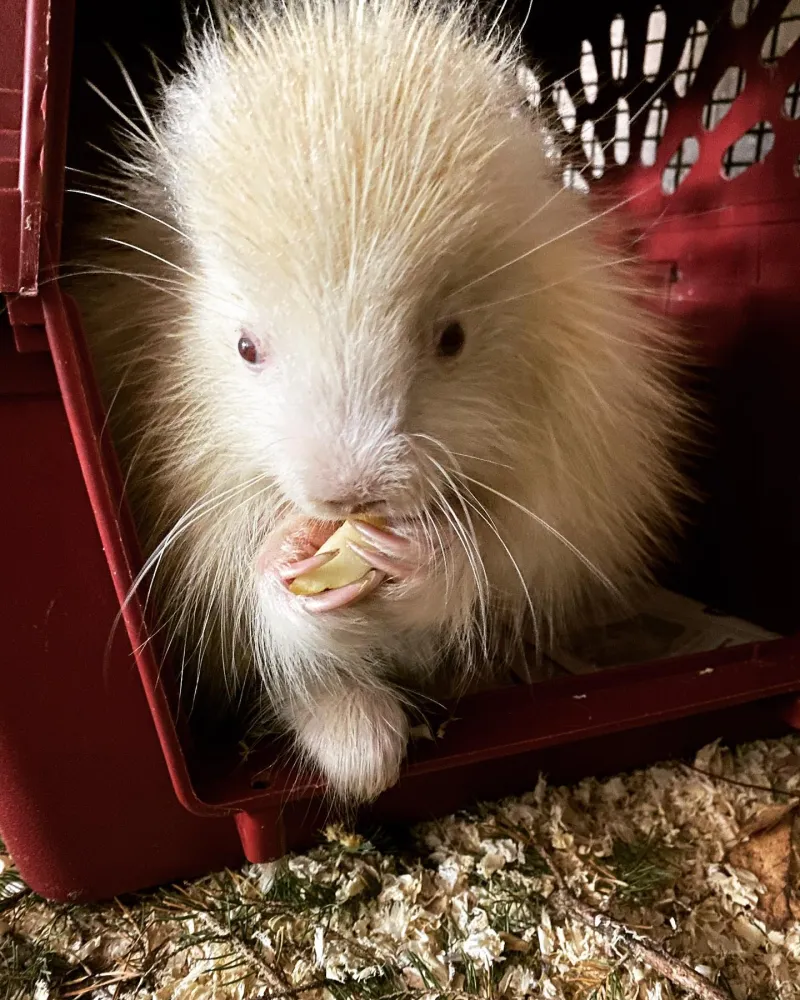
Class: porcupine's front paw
279,520,428,613
284,684,409,801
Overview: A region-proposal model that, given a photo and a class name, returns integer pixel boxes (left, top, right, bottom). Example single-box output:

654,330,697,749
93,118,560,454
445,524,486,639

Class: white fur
69,0,688,801
284,680,410,801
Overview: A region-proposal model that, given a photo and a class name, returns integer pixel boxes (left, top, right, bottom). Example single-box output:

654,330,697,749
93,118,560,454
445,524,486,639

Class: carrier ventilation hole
674,20,709,97
721,120,775,178
785,79,800,117
553,79,577,132
615,98,631,164
581,119,606,178
731,0,759,28
610,15,629,81
581,40,599,104
518,64,542,107
563,165,591,193
703,66,747,130
662,136,700,194
541,127,562,164
761,0,800,65
643,7,667,82
641,97,669,166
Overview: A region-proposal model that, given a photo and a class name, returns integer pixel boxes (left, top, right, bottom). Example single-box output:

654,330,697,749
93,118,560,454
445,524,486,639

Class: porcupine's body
70,0,687,801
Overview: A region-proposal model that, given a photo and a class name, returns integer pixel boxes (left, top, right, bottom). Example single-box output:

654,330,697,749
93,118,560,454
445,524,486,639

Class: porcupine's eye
436,321,466,358
237,333,261,366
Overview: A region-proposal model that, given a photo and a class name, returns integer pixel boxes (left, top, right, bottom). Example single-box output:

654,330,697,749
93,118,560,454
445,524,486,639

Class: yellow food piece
289,515,385,596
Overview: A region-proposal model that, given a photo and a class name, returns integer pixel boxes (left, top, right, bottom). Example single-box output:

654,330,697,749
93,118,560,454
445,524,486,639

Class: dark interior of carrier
64,0,800,773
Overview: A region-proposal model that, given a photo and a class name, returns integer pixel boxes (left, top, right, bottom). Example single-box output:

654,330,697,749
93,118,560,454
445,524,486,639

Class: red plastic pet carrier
1,0,800,902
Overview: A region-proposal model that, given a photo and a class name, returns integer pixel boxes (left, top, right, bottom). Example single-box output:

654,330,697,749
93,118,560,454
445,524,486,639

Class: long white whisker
139,480,260,619
71,269,187,303
559,36,699,185
457,254,641,315
67,188,190,239
107,476,266,661
416,448,491,661
424,460,488,639
86,80,153,146
459,471,621,598
101,238,199,281
511,0,535,50
412,430,552,653
456,47,689,299
429,476,488,634
155,478,277,702
59,266,186,290
105,45,169,156
455,184,655,295
425,487,461,611
449,449,514,470
462,486,540,655
412,431,510,472
419,495,450,598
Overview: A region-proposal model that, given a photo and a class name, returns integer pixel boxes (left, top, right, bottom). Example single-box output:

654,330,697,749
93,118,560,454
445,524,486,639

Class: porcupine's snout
265,454,447,616
282,422,402,517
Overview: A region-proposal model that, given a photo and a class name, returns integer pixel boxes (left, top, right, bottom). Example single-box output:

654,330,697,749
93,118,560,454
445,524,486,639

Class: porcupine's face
159,3,578,542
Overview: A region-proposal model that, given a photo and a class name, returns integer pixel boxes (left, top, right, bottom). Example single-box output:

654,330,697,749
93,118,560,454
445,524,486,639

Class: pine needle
607,833,679,902
0,930,77,1000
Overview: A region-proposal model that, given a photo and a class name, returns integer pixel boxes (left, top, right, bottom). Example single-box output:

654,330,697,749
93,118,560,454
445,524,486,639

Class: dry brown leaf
738,801,798,840
790,807,800,921
728,805,800,930
499,931,531,953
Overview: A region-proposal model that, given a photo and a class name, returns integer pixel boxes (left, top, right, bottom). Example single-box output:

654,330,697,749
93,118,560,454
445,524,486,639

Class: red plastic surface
618,7,800,349
0,313,242,900
0,0,72,303
0,0,799,900
0,0,240,900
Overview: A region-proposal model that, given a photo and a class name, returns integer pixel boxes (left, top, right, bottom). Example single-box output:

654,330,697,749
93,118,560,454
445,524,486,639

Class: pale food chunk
289,516,385,595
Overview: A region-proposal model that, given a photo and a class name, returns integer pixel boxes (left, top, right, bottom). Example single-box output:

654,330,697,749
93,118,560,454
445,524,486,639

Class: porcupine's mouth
275,517,341,570
279,494,456,550
258,492,457,579
255,515,333,577
285,518,341,553
261,512,389,569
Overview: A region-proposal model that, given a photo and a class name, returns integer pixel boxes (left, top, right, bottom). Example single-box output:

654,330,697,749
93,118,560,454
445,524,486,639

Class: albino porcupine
68,0,688,801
